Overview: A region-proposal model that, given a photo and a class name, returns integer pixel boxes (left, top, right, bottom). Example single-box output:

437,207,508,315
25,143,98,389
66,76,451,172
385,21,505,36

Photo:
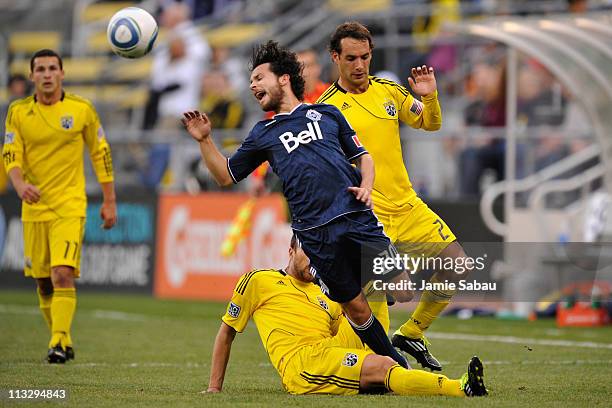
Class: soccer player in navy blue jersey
182,41,410,368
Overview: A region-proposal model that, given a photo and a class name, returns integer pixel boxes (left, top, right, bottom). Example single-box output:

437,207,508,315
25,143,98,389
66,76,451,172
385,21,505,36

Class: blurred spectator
211,45,248,93
141,1,210,190
568,0,588,13
297,49,329,103
459,61,507,196
200,69,244,129
1,74,29,194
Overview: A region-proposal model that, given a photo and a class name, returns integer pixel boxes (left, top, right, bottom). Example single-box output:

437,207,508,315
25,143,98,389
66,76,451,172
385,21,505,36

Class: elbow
425,122,441,131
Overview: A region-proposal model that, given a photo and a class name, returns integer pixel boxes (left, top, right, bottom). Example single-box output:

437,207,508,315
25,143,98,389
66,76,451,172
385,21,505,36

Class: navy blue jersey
227,103,369,230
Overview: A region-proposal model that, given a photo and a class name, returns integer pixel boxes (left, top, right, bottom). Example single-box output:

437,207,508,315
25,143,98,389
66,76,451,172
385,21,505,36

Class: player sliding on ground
206,236,487,397
183,41,414,368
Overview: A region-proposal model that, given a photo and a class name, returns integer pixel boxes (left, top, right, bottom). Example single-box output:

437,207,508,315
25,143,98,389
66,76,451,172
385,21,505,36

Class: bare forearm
356,154,374,190
198,138,233,187
208,323,237,391
7,167,24,190
100,182,116,203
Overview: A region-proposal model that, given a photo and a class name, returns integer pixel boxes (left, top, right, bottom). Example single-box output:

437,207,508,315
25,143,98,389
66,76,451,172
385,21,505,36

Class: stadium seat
106,57,152,82
80,1,135,23
9,31,61,54
63,57,108,82
203,23,271,47
63,86,97,101
327,0,391,14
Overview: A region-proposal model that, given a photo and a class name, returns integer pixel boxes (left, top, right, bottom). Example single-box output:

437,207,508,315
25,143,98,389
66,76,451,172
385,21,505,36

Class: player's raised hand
182,110,212,142
16,182,41,205
100,200,117,229
408,65,437,97
348,186,372,208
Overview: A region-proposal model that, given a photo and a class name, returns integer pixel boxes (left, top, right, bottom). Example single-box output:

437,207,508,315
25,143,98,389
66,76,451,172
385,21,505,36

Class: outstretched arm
207,322,237,393
182,111,233,186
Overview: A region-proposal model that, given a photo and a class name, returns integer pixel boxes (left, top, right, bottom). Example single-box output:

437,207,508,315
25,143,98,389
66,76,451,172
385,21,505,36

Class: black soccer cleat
47,345,67,364
461,356,488,397
391,333,442,371
65,346,75,361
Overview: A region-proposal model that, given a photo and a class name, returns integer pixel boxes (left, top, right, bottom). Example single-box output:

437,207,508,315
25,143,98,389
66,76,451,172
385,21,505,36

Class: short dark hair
250,40,305,101
329,21,374,54
30,49,63,72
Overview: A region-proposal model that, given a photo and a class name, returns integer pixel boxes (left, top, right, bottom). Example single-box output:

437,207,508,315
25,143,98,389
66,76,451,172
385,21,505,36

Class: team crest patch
227,302,241,318
316,296,329,310
4,132,14,144
342,352,359,367
60,115,74,130
383,100,396,117
306,109,322,121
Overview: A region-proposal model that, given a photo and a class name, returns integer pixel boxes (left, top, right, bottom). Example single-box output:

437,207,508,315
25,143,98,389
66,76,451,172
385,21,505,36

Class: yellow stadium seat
9,31,61,54
81,2,136,23
9,59,30,76
64,86,97,101
203,23,271,47
63,57,108,82
107,57,153,81
327,0,391,14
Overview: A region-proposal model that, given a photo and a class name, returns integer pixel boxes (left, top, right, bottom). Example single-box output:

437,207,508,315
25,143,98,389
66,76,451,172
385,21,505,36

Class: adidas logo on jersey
341,102,351,110
279,121,323,154
276,280,286,286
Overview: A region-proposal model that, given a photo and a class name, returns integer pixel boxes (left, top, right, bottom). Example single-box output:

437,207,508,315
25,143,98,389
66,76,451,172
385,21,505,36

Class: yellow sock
49,288,76,349
37,287,53,331
385,364,464,397
399,275,454,339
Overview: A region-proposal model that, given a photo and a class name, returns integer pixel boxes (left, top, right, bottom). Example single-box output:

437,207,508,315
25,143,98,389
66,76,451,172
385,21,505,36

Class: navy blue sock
348,313,409,368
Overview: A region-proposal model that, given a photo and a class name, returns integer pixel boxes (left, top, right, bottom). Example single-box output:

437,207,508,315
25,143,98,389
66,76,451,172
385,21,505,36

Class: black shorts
294,210,403,303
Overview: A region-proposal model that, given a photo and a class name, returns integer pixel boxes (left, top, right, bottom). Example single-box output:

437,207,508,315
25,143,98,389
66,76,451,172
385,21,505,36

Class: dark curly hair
329,21,374,54
250,40,305,101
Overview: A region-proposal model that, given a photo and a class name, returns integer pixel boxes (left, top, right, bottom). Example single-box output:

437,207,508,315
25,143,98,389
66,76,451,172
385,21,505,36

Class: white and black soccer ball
107,7,158,59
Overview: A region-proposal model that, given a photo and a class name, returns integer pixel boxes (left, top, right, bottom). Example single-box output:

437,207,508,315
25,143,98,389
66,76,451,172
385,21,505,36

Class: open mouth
254,91,265,101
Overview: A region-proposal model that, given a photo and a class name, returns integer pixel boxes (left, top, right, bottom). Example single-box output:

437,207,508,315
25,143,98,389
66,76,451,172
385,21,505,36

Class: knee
51,266,75,288
391,289,414,303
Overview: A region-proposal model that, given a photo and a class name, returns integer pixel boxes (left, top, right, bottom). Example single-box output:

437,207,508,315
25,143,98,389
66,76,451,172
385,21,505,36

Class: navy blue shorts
294,210,403,303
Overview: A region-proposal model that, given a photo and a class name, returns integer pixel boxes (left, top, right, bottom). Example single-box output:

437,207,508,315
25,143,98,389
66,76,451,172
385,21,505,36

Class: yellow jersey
317,76,441,210
222,269,343,377
2,92,114,221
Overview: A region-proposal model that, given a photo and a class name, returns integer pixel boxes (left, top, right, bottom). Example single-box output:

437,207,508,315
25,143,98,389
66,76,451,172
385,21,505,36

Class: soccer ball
107,7,158,58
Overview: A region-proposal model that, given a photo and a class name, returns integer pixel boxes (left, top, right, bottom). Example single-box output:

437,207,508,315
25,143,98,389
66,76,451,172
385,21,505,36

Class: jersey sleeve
83,105,114,183
330,107,367,162
227,130,267,183
221,271,262,332
397,85,442,131
2,104,24,173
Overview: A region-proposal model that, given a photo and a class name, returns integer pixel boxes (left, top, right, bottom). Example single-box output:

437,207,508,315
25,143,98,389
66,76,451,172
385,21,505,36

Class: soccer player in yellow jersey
206,235,487,397
318,22,469,371
2,49,117,363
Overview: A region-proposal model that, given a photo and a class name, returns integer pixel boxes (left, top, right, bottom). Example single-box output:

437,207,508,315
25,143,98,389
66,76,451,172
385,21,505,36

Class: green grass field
1,289,612,407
